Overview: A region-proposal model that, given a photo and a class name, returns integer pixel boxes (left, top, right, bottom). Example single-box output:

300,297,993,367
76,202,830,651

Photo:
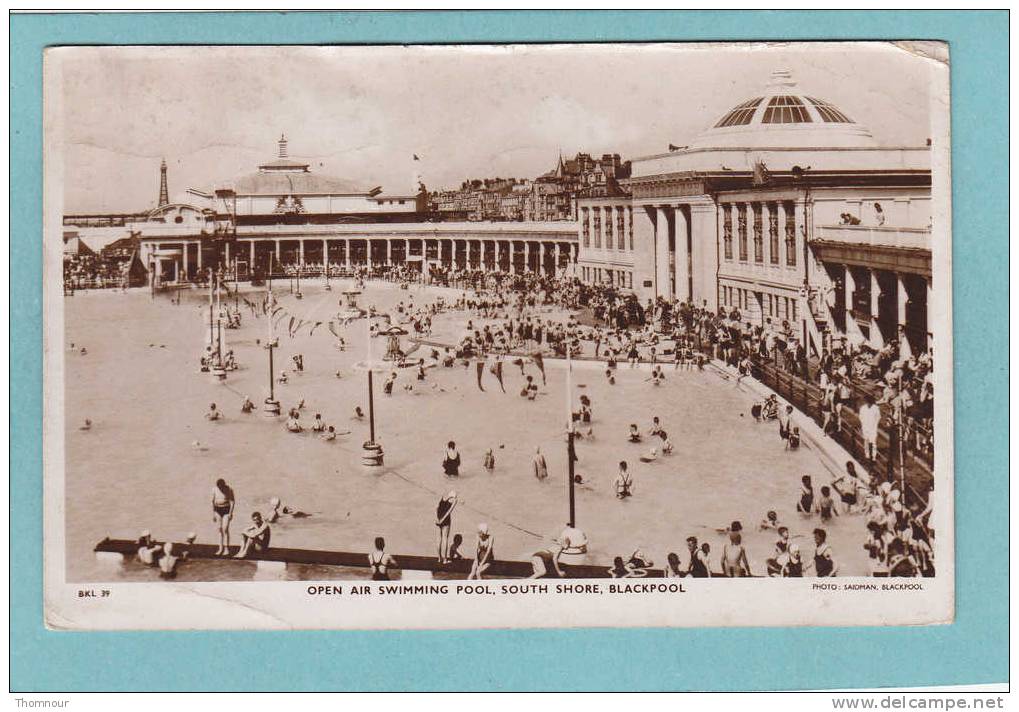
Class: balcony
813,225,930,251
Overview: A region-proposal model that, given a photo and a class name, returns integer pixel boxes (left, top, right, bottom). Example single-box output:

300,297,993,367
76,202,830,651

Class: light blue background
11,11,1008,691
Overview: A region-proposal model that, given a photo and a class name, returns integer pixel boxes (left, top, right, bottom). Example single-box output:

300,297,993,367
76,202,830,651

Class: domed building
576,69,934,356
210,134,425,225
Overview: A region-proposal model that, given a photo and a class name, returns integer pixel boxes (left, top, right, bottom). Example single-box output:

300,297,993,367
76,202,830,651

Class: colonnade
177,236,579,277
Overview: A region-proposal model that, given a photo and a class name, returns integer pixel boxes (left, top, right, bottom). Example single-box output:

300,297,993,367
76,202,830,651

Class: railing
701,343,933,505
813,225,931,251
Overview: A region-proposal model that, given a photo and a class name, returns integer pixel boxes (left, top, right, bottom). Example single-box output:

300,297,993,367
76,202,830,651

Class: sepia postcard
42,41,953,630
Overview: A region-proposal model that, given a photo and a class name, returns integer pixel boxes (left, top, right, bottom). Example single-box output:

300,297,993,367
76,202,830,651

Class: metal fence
697,343,933,508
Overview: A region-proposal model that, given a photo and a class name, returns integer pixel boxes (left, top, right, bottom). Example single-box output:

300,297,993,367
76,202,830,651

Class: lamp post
358,312,384,466
263,284,281,416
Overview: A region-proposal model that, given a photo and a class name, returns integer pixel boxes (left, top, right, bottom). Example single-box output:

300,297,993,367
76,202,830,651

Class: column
509,242,516,274
386,239,393,266
196,241,203,271
896,274,908,326
760,202,771,266
299,240,305,265
844,266,856,341
673,205,691,303
926,278,932,350
366,239,373,269
777,203,787,266
437,239,444,265
554,243,561,274
870,269,883,348
182,242,189,279
655,206,670,300
405,239,411,266
225,241,231,266
604,207,613,250
274,239,281,263
322,239,328,269
539,242,546,275
792,202,803,270
249,240,255,269
494,241,501,271
344,239,351,268
524,242,531,273
465,240,472,268
450,239,458,270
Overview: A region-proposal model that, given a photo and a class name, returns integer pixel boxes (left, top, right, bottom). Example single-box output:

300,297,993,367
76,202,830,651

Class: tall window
768,202,779,264
752,203,763,263
784,202,797,266
628,209,634,251
605,207,613,247
737,204,748,261
592,209,601,248
722,205,733,260
582,209,590,248
617,209,626,250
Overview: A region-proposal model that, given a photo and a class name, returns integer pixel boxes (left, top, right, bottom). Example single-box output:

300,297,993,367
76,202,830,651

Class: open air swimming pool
63,280,869,582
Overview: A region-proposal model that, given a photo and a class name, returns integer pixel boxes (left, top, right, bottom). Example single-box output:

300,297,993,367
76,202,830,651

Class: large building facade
64,135,579,285
576,70,933,356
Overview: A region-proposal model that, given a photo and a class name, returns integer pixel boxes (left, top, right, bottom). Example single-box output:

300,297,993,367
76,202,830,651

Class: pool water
64,281,869,582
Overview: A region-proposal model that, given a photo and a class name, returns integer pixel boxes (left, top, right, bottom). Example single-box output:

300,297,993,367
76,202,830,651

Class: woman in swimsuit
797,475,814,515
443,441,461,477
435,491,458,564
368,537,397,581
468,523,495,580
683,537,710,578
784,544,804,577
664,552,683,578
721,531,751,577
212,478,235,556
811,528,838,577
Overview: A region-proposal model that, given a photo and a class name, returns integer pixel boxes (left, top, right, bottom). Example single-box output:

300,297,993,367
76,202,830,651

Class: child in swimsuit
818,486,838,522
797,475,814,515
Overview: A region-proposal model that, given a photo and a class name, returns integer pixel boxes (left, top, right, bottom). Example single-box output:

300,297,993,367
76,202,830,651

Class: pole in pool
362,313,384,466
566,349,576,528
263,280,281,416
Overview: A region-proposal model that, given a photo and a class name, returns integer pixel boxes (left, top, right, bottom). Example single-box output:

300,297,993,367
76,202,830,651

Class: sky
50,42,939,214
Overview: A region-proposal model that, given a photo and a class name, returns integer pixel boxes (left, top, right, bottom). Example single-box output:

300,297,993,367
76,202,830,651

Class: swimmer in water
321,425,337,441
240,396,254,414
205,402,223,421
79,418,92,431
614,461,633,499
721,530,751,577
759,510,781,530
448,533,464,561
818,486,839,522
353,406,364,420
158,542,179,579
136,531,161,566
809,528,837,577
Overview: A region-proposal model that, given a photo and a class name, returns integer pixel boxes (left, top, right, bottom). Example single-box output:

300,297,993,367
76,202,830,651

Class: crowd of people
108,263,937,581
63,254,131,290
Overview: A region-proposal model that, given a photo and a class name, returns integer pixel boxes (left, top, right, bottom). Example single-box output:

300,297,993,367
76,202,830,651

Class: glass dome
690,70,876,149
